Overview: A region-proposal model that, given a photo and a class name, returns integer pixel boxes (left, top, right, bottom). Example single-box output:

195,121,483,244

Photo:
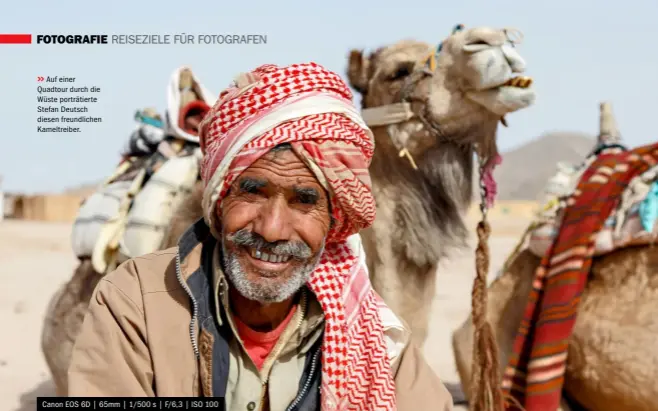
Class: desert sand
0,213,531,411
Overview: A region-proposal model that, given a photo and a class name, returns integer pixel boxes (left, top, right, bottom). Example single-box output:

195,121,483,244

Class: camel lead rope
470,159,504,411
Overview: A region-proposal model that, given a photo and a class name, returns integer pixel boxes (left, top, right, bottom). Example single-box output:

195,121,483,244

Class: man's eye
237,178,267,195
294,189,319,205
242,187,261,194
297,194,316,204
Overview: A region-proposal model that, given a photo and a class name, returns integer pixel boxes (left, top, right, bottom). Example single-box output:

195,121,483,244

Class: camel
42,26,537,395
344,27,536,349
452,102,658,411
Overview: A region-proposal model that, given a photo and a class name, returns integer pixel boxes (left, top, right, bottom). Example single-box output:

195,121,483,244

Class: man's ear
347,49,370,95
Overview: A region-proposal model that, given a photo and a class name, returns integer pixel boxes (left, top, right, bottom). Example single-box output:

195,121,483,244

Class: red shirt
232,306,298,370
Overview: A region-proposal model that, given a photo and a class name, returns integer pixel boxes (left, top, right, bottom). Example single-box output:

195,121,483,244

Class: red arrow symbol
37,76,44,82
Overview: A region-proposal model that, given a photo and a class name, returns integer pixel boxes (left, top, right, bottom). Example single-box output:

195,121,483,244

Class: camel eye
463,40,490,52
387,64,413,81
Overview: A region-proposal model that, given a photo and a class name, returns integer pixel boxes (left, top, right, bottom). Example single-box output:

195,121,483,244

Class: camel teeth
519,76,533,88
502,76,533,88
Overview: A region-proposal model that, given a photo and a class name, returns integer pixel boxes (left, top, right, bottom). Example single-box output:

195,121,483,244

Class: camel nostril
501,43,526,74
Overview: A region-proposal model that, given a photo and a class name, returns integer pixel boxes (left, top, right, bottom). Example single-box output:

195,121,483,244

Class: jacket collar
176,217,212,282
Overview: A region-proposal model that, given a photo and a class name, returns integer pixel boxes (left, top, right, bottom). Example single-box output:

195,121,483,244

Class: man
68,62,453,410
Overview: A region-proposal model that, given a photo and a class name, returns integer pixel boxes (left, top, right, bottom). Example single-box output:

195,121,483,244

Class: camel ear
347,49,370,95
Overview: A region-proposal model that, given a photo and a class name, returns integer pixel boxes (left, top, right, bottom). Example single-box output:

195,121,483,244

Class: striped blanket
501,142,658,410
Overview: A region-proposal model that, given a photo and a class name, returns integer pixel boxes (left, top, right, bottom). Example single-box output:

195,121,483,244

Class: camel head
348,25,535,206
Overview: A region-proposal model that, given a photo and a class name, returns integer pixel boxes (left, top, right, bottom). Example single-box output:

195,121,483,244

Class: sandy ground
0,215,531,411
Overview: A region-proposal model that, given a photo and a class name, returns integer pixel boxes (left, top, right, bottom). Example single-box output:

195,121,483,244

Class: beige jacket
68,221,453,410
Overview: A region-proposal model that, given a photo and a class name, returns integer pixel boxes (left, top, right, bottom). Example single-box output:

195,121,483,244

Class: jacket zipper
258,290,308,411
285,347,321,411
176,251,200,359
179,253,315,406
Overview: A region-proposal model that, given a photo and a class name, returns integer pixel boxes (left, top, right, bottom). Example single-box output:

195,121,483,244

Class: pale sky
1,0,656,193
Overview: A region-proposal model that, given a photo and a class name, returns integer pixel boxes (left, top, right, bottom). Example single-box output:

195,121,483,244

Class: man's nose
252,197,293,243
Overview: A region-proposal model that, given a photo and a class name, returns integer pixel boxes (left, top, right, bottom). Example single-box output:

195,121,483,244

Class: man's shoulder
131,247,178,268
102,247,182,297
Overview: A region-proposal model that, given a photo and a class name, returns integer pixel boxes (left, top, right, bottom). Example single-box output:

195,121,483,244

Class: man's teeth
250,248,291,263
503,76,533,88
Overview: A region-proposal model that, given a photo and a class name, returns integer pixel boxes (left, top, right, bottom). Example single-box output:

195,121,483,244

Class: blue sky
1,0,656,193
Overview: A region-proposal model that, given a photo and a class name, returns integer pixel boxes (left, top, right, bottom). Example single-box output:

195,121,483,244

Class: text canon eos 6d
62,400,92,407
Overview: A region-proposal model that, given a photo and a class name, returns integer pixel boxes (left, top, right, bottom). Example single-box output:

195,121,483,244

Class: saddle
528,145,658,258
70,67,216,274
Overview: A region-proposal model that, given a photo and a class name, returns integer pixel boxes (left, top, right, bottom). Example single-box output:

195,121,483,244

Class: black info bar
37,397,226,410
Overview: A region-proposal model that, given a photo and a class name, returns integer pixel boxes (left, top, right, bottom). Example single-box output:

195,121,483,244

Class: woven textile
502,142,658,410
198,62,396,410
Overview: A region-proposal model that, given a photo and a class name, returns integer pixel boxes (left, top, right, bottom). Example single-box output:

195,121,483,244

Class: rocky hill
493,132,596,201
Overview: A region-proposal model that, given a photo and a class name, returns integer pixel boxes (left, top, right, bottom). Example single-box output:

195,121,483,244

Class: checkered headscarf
198,62,397,410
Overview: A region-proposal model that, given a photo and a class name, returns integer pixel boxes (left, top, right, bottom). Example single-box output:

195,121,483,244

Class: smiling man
67,63,453,410
220,143,328,308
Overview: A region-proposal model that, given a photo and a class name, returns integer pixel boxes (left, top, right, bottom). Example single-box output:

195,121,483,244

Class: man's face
219,146,331,303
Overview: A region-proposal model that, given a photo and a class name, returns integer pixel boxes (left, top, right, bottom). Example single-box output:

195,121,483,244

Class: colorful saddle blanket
529,148,658,258
502,142,658,410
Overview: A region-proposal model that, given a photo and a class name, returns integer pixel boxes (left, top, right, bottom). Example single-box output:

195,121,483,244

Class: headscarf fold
198,62,397,410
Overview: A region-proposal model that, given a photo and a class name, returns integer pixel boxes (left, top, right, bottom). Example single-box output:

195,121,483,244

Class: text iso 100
189,400,223,408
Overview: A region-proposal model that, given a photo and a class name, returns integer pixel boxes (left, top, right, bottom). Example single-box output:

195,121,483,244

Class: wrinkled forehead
237,144,330,193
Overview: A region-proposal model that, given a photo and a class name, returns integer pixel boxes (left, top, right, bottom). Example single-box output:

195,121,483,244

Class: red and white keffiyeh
198,62,397,410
